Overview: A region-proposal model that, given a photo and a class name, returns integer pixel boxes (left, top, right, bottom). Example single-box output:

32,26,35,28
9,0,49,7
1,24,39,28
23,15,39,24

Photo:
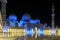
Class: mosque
0,3,60,38
0,0,60,40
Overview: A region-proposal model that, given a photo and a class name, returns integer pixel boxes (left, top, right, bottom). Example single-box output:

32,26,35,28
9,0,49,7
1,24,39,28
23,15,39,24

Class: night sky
6,0,60,27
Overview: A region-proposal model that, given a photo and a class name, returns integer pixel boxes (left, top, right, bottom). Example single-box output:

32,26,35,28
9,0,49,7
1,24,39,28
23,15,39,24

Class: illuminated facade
0,1,60,40
0,12,60,38
6,15,18,27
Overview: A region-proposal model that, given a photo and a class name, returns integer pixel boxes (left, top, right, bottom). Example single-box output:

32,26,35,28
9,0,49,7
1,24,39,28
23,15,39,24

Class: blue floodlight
18,20,27,27
30,19,40,24
18,21,23,27
43,23,48,29
6,15,17,27
38,29,44,37
22,14,31,21
8,15,17,20
9,22,16,27
2,26,8,32
26,29,33,36
30,20,37,24
18,14,31,27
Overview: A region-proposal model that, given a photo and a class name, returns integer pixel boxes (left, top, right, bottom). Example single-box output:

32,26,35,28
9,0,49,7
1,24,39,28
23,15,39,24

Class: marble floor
0,32,60,40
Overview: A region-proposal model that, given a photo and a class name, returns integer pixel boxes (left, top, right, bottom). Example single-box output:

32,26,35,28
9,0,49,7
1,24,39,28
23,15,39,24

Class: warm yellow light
8,29,25,32
8,29,26,37
44,30,51,36
0,11,2,32
56,29,60,36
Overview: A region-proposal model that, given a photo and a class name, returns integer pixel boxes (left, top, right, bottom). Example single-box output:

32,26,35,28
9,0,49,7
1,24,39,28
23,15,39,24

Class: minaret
0,11,2,32
51,3,55,29
0,0,7,27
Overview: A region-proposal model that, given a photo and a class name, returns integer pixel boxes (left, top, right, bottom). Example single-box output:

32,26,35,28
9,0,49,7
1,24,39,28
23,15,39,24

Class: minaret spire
52,3,54,14
0,0,7,27
51,3,55,29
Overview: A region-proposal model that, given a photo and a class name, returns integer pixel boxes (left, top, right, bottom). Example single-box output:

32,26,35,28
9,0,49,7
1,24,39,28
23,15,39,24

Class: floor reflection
0,32,60,40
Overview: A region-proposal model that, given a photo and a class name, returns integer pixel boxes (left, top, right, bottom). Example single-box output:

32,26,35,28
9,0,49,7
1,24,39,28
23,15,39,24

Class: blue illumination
2,26,8,32
6,15,17,27
24,24,27,29
43,23,48,29
38,29,44,37
18,20,27,27
9,22,16,27
18,14,31,27
26,29,33,36
18,21,23,27
30,19,40,24
8,15,17,20
40,29,44,34
30,20,37,24
22,14,31,21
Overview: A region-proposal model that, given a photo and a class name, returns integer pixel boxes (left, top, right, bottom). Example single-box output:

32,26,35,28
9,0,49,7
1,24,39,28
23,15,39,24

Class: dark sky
6,0,60,27
0,2,1,10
